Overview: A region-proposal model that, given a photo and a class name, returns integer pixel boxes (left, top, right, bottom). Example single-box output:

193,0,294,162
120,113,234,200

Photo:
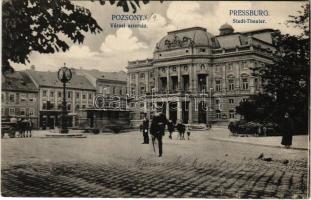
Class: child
186,124,191,140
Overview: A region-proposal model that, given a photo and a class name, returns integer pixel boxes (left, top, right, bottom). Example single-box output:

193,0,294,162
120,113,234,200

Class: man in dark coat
167,120,175,139
176,120,185,140
281,112,294,148
150,111,168,157
141,116,149,144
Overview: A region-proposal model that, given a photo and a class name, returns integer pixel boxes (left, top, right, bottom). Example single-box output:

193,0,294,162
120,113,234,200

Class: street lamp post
57,64,72,134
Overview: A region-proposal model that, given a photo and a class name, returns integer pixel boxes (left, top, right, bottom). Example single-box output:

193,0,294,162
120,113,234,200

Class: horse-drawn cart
1,122,17,138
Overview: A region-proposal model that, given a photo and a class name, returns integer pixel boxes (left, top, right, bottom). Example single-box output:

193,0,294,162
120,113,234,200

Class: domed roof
155,27,215,52
219,23,234,30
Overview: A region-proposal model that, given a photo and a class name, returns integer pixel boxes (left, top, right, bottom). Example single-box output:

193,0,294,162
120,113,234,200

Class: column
250,77,255,94
189,65,194,91
177,100,182,121
177,66,181,91
135,72,139,97
155,68,159,92
205,75,209,93
166,66,170,92
193,66,197,92
144,101,147,113
145,71,149,93
127,74,131,95
188,99,193,123
165,101,170,119
222,64,226,93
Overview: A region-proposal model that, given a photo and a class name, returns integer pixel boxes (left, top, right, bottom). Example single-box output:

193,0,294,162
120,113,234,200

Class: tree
236,4,309,132
2,0,159,73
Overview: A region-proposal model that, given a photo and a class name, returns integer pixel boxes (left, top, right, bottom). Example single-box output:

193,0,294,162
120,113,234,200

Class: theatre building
127,24,276,125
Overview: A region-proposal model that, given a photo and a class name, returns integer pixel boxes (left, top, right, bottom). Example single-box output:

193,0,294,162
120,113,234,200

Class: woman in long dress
281,112,294,148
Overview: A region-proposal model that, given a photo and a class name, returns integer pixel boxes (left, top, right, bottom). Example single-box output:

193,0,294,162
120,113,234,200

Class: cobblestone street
1,130,309,198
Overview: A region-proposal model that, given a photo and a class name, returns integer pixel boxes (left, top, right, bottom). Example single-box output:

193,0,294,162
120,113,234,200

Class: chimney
30,65,35,71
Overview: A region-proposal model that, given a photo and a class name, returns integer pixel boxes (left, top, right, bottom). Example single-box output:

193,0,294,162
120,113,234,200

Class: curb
208,137,308,151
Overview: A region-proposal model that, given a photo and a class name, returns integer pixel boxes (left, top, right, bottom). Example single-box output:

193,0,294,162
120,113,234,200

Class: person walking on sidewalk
141,115,149,144
281,112,294,148
150,111,168,157
176,120,185,140
167,120,175,139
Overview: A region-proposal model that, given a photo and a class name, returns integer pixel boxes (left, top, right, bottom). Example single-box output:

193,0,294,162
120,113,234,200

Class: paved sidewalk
207,127,309,150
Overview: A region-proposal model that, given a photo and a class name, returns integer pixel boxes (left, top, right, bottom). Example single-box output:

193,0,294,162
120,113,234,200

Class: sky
11,1,308,72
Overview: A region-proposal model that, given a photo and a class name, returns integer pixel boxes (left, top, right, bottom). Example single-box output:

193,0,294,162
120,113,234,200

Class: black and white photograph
1,0,310,198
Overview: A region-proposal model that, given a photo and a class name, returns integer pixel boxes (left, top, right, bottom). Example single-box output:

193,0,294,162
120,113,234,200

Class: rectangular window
88,93,92,99
68,91,71,98
43,90,47,97
20,93,26,102
216,111,221,119
242,78,249,90
82,104,86,109
215,80,221,91
140,73,145,78
20,108,26,116
58,92,62,98
229,99,234,104
42,101,47,110
29,108,34,116
140,87,145,94
82,94,86,99
29,94,36,102
9,108,15,116
200,48,206,53
76,92,80,99
57,104,62,110
242,61,247,69
229,111,235,119
50,91,54,97
215,99,220,104
1,93,5,103
9,93,15,103
67,104,71,111
228,79,235,91
112,87,115,94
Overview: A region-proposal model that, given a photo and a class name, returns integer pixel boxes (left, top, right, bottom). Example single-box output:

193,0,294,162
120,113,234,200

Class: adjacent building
1,71,39,128
26,67,96,129
127,24,276,125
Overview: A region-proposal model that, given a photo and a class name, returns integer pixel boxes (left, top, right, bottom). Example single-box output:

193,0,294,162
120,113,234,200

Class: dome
219,23,234,35
155,27,215,52
219,23,234,30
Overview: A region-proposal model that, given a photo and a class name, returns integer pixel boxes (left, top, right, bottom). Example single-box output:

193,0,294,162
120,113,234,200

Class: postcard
1,0,309,198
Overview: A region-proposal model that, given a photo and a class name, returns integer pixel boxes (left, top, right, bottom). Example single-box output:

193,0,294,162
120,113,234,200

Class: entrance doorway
198,101,207,123
169,102,177,123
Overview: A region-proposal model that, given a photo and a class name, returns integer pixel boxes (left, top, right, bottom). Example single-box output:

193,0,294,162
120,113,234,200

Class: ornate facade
127,24,276,125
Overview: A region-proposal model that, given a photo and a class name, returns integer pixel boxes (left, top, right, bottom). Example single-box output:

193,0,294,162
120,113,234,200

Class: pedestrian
17,118,23,137
185,124,191,140
281,112,294,148
262,126,267,136
167,120,175,139
176,120,185,140
150,111,168,157
256,126,262,137
21,118,28,137
141,115,149,144
26,118,33,137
